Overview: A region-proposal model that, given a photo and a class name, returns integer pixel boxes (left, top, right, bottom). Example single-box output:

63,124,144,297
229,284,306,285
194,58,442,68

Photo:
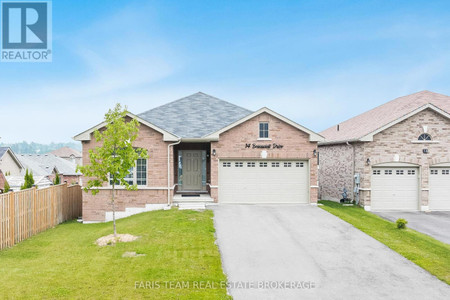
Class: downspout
167,139,181,207
346,141,356,203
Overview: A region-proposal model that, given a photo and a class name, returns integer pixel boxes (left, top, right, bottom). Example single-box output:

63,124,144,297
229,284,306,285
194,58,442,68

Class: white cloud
0,4,181,143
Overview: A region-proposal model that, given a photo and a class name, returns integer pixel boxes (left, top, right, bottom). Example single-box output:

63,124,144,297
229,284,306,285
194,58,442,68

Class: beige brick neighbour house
319,91,450,211
75,93,324,222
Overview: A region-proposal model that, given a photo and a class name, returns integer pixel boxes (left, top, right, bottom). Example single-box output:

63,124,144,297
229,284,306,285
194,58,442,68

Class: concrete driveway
213,205,450,300
373,211,450,244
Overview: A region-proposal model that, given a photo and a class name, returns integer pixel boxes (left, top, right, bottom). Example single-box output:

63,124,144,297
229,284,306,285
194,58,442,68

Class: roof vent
337,124,340,131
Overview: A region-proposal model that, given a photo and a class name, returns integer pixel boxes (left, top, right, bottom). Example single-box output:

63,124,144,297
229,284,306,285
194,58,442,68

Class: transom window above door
259,122,269,139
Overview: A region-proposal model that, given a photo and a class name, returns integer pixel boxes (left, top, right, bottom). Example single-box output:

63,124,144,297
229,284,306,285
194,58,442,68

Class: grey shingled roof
18,154,80,176
138,92,253,138
0,147,8,159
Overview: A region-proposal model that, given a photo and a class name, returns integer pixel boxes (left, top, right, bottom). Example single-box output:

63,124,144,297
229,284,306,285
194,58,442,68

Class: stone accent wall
359,108,450,207
210,112,319,203
81,123,172,222
321,108,450,208
318,144,354,201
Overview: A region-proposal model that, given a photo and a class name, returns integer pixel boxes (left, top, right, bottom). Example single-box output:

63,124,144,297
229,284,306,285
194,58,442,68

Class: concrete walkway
213,205,450,300
373,211,450,244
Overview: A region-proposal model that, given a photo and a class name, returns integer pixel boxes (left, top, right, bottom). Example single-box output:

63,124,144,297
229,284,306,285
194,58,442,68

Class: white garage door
219,160,309,204
429,168,450,210
371,167,419,210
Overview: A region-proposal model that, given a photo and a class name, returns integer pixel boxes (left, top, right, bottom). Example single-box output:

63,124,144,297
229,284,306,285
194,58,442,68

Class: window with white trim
442,170,449,175
235,162,243,167
272,162,280,167
223,162,231,167
259,162,268,167
373,170,381,175
136,158,147,185
110,158,147,186
407,170,415,175
431,169,438,175
296,162,304,168
396,170,404,175
247,162,255,167
384,170,392,175
259,122,269,138
284,162,292,167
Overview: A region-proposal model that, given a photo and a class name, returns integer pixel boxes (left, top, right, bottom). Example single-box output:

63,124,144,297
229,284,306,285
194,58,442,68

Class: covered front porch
172,142,214,208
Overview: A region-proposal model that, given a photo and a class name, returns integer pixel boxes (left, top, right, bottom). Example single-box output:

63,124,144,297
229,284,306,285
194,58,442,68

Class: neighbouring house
0,170,7,192
50,147,82,165
17,153,81,185
319,90,450,212
75,92,324,222
5,175,53,191
0,147,24,176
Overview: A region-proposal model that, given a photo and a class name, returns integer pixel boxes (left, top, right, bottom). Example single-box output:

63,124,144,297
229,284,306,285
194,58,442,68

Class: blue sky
1,0,450,143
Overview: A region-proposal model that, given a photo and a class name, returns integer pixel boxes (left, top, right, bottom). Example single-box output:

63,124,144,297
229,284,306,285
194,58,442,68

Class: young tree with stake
77,104,148,237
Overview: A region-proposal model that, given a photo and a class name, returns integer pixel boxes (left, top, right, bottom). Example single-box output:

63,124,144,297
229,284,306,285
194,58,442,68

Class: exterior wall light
212,149,216,156
313,149,317,157
366,158,371,165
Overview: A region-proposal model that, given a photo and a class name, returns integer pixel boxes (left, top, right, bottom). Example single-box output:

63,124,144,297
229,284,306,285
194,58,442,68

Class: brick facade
81,123,172,222
211,112,319,203
318,144,354,201
81,112,320,221
319,108,450,208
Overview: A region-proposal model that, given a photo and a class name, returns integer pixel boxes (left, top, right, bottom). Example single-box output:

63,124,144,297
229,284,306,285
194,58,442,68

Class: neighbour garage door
219,160,309,204
429,168,450,210
371,167,419,210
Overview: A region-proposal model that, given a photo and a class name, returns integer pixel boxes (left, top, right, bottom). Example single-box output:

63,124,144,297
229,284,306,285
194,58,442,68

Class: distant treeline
0,142,82,154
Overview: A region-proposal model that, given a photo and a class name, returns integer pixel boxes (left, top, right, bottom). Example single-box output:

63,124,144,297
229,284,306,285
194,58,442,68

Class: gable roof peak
320,90,450,144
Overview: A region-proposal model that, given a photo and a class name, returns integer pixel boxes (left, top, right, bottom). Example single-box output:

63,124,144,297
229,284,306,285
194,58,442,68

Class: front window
110,158,147,186
259,122,269,138
418,133,431,141
136,158,147,185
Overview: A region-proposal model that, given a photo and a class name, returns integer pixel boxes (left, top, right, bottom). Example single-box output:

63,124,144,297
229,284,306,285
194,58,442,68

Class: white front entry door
218,160,309,204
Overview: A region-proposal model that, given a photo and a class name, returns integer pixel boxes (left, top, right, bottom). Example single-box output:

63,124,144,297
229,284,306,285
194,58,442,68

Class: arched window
418,133,432,141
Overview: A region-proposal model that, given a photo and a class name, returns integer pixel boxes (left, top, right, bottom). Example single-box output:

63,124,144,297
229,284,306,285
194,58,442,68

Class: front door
182,151,202,190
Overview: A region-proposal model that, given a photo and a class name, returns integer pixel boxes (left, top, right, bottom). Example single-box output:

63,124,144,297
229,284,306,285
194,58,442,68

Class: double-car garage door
219,160,309,204
371,166,450,210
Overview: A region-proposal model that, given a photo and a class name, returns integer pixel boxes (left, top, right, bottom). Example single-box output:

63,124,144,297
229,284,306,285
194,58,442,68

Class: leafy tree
77,104,148,237
54,173,60,185
21,169,35,190
3,180,10,193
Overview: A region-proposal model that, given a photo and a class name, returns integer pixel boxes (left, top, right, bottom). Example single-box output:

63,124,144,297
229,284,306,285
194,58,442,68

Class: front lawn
0,209,230,299
319,200,450,284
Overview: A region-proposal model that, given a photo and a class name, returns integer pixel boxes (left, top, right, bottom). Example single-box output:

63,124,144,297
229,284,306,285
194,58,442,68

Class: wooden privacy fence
0,183,82,250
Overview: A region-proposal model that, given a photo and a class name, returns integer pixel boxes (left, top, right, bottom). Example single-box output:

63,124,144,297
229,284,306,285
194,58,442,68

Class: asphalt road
213,205,450,300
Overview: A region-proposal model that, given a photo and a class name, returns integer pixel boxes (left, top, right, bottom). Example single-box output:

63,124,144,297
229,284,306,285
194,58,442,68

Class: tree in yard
21,169,35,190
53,173,60,185
3,180,10,193
77,103,148,237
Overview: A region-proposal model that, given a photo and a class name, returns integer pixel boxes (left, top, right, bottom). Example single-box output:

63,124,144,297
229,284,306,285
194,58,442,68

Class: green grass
319,200,450,285
0,209,230,299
